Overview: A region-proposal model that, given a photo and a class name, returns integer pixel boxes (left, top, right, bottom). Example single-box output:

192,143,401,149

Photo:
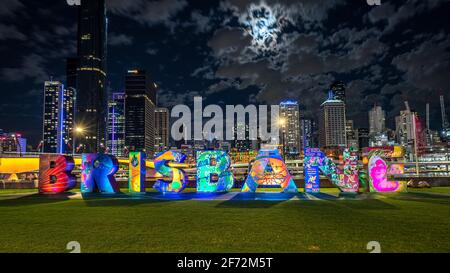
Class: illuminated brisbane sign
38,147,407,195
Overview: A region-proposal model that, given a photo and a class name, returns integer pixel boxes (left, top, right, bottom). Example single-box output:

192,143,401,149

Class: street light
75,127,85,134
73,126,85,155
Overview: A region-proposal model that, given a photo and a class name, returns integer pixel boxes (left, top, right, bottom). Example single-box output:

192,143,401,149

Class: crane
440,95,449,129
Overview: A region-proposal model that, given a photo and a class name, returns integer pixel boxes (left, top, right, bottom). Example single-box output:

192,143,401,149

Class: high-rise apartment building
319,91,347,148
107,92,126,157
155,107,170,153
369,105,386,134
279,100,301,155
42,81,75,154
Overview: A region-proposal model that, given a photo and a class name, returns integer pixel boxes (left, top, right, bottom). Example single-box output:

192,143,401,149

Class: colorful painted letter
304,148,359,193
366,147,406,193
80,153,120,193
196,151,234,192
153,150,187,193
129,151,146,193
38,154,76,194
242,149,297,193
303,149,323,193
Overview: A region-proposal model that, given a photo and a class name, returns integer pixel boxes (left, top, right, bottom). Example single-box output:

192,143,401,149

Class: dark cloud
107,0,188,30
1,53,48,83
0,0,24,17
108,33,134,46
0,23,26,41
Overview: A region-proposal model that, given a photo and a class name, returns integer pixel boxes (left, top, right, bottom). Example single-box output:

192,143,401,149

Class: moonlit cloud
239,1,293,55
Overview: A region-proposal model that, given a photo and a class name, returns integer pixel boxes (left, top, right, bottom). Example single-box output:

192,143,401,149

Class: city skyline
0,0,450,147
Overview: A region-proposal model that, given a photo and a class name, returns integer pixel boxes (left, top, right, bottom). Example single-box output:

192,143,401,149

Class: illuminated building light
78,67,107,76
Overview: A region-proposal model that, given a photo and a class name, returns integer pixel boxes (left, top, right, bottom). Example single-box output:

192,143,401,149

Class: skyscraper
319,91,347,148
76,0,107,152
107,93,125,157
42,81,75,154
330,81,346,103
369,105,386,134
395,110,416,145
232,122,257,152
300,119,314,150
125,69,157,157
279,100,301,156
346,120,359,149
155,107,170,153
357,128,369,149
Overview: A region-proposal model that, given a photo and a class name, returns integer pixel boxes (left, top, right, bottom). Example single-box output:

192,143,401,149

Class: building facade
395,110,416,145
357,128,369,149
107,92,126,157
279,100,301,156
155,107,170,153
369,105,386,134
300,119,314,150
42,81,75,154
125,69,157,157
0,132,26,155
76,0,108,152
319,92,347,148
346,120,359,150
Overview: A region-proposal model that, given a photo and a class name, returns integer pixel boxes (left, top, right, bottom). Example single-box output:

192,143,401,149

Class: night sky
1,0,450,147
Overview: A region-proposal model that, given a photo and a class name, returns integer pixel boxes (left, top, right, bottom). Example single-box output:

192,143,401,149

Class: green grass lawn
0,188,449,253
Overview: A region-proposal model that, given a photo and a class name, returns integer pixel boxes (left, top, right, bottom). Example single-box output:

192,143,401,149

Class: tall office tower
155,107,170,153
369,105,386,134
300,119,315,150
357,128,369,149
125,69,157,157
42,81,75,154
107,93,125,157
66,57,78,90
279,100,301,155
330,81,346,104
319,91,347,148
232,122,257,152
76,0,107,152
395,110,416,145
346,120,359,150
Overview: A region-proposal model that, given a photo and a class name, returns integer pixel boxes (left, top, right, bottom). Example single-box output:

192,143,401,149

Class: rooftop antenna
404,101,410,112
426,103,430,131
